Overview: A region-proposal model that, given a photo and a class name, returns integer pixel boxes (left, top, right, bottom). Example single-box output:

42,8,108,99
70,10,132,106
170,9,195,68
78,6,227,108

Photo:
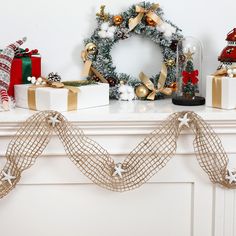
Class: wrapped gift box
206,75,236,109
14,83,109,111
8,55,41,97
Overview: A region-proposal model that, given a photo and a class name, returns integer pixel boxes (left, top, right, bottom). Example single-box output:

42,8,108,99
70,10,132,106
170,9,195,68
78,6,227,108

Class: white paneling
192,182,213,236
224,190,235,236
0,154,210,185
2,133,236,159
214,187,225,236
234,191,236,236
0,183,192,236
1,103,236,235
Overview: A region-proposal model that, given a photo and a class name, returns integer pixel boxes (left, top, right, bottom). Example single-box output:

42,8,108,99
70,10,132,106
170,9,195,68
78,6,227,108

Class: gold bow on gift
129,3,162,31
213,68,228,77
213,67,236,77
139,64,172,100
81,50,108,83
28,80,80,111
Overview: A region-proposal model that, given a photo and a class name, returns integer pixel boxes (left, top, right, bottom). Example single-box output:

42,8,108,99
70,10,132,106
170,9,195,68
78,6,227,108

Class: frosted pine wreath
81,2,183,100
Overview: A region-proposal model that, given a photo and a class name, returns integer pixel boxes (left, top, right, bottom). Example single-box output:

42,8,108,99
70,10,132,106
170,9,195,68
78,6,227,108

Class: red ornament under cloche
218,28,236,63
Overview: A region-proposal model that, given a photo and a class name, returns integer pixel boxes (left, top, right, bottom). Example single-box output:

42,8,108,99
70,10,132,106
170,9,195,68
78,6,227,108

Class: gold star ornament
184,49,194,61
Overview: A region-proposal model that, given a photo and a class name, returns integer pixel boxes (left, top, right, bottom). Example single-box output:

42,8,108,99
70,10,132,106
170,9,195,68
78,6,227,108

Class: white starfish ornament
2,170,16,186
112,163,127,178
226,169,236,184
48,114,60,128
178,113,190,129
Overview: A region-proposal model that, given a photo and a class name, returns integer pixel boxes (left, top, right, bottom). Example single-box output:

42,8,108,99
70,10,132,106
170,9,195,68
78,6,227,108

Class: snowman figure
218,28,236,77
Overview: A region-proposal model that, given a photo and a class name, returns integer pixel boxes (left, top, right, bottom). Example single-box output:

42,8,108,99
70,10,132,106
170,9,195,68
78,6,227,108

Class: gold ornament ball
85,43,97,55
165,59,175,67
145,16,157,27
135,85,149,98
113,15,123,26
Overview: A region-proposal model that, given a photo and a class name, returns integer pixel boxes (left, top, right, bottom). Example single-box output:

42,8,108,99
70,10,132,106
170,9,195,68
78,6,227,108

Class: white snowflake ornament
118,84,135,101
112,163,127,178
2,170,16,186
98,22,116,39
226,169,236,184
157,22,176,38
178,113,190,129
48,114,61,128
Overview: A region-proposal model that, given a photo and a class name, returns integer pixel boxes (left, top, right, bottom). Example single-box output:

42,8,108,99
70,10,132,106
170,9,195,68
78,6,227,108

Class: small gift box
14,81,109,111
206,74,236,109
8,49,41,97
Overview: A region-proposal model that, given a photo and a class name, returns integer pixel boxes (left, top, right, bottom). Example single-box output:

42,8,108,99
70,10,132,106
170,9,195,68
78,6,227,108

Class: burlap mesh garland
0,110,235,199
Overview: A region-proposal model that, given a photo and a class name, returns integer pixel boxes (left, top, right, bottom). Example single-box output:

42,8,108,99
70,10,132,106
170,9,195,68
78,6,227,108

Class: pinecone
115,27,129,40
47,72,61,84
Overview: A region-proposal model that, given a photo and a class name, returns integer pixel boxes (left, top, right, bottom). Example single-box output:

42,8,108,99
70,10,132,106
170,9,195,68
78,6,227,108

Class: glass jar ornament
172,37,205,106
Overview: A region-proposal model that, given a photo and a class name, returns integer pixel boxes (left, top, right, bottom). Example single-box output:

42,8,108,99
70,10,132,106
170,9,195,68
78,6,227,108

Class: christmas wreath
81,2,183,100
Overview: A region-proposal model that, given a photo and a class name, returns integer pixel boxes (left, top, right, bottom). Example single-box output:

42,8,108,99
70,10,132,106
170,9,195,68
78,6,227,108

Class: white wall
1,0,235,93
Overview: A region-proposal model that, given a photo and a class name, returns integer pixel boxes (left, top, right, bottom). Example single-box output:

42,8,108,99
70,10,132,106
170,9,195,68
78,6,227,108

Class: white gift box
14,83,109,111
206,75,236,109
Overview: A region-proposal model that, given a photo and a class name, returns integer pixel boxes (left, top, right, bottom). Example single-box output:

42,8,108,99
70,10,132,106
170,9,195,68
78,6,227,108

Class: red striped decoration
0,54,13,63
0,62,10,73
0,89,9,102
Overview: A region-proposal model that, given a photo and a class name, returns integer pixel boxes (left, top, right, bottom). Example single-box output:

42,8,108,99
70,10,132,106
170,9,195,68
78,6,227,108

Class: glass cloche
172,37,205,106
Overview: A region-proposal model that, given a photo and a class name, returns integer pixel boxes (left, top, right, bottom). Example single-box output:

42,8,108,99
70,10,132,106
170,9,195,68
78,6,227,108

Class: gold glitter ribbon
81,50,108,83
28,82,79,111
139,63,172,100
129,3,162,31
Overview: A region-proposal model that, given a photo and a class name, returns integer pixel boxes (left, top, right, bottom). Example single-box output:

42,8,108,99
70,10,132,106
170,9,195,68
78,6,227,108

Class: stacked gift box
206,28,236,109
0,38,110,111
0,47,41,97
9,48,41,97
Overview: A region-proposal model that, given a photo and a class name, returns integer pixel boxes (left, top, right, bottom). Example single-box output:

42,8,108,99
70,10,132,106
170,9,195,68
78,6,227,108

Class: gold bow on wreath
129,3,162,31
81,49,108,83
139,64,172,100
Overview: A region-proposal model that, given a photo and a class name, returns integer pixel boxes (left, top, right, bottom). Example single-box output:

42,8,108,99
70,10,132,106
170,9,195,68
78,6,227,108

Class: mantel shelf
0,99,236,123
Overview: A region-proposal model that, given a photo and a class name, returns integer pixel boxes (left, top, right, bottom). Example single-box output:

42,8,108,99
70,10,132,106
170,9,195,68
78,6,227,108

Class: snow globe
172,37,205,106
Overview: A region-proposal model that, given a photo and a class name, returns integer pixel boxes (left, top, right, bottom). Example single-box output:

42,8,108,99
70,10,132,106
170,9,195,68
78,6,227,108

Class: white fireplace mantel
0,99,235,236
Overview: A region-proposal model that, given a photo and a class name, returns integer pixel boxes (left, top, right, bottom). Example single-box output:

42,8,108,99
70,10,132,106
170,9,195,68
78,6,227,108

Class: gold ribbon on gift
129,3,162,31
139,63,172,100
212,76,222,108
28,82,79,111
211,68,232,108
81,50,108,84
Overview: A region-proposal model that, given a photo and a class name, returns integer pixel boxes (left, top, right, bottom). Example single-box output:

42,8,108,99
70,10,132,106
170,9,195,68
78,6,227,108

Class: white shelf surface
0,99,236,123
